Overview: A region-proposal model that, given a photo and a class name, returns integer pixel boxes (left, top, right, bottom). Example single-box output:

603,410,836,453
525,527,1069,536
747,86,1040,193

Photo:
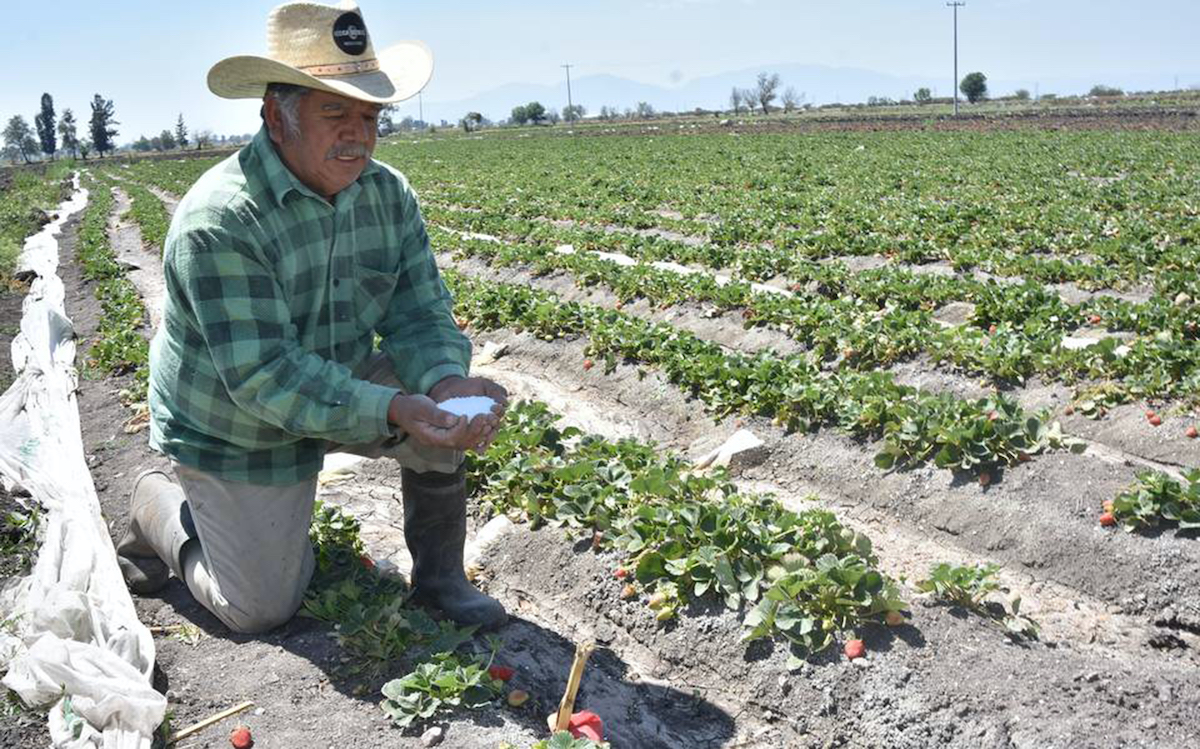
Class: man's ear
263,96,286,145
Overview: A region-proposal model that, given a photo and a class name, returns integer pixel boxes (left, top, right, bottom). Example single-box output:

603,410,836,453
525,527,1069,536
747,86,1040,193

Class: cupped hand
427,375,509,421
388,392,503,453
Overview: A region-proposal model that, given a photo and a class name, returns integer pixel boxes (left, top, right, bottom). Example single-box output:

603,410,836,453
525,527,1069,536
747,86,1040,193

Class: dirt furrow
108,186,166,331
445,254,1199,480
463,326,1200,628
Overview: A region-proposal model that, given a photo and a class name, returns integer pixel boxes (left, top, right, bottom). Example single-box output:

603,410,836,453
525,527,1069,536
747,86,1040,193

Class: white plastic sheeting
0,176,165,748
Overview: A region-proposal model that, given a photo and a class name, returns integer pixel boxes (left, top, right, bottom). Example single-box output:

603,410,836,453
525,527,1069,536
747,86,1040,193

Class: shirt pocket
354,262,398,334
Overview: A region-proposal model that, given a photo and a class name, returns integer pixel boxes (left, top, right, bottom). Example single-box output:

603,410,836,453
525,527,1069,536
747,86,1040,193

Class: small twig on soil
167,700,254,744
147,625,185,634
553,640,596,732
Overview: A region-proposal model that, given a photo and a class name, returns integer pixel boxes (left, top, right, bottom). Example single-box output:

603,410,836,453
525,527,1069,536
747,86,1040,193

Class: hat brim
207,41,433,104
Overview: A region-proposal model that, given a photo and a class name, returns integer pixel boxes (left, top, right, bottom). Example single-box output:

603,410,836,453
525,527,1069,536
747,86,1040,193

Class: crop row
445,270,1084,477
122,181,171,252
376,129,1200,289
75,176,150,399
109,157,219,197
425,200,1200,296
0,163,74,285
433,226,1200,407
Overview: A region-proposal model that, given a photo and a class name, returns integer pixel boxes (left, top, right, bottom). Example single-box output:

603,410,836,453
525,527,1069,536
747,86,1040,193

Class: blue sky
2,1,1197,144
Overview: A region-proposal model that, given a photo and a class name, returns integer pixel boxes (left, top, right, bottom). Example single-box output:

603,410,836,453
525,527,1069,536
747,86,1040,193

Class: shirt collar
250,126,381,209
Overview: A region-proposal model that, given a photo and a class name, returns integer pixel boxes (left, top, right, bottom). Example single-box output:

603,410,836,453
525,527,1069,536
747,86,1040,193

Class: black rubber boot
116,469,196,594
401,465,507,630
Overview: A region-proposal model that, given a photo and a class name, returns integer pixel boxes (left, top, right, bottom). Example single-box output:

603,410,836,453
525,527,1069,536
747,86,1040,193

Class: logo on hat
332,12,368,55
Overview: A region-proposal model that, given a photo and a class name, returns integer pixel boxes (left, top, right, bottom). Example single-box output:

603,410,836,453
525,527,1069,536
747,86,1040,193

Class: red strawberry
1145,408,1157,418
988,324,997,335
359,554,375,570
488,665,515,682
1187,426,1198,439
1064,405,1075,415
1148,414,1163,427
844,639,866,660
1099,512,1116,527
978,470,992,487
614,567,629,579
1089,314,1102,325
230,726,253,749
583,358,595,371
1017,451,1032,463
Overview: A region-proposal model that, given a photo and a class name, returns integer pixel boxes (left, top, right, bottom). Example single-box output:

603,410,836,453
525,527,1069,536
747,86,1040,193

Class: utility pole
418,91,424,126
947,2,966,116
561,64,574,120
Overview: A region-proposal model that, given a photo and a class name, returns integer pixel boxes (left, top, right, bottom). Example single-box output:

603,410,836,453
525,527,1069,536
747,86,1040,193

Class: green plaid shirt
149,127,470,485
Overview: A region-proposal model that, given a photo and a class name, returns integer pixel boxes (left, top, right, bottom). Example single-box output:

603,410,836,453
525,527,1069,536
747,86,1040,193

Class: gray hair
262,82,310,140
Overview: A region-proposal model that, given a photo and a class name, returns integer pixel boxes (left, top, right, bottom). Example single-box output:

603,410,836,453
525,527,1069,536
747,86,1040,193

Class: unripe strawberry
885,611,905,627
506,689,529,707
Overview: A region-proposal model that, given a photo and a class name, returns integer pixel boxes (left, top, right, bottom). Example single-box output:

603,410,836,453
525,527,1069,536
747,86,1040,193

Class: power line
947,2,966,116
562,64,574,119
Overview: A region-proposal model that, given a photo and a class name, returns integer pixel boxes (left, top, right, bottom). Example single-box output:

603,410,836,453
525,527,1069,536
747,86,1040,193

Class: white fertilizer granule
437,396,498,419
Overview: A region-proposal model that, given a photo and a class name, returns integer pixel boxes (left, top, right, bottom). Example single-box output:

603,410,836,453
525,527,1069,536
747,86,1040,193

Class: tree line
3,92,120,163
2,92,220,165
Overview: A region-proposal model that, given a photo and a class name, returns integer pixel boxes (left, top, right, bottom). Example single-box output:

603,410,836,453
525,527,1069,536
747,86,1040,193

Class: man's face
265,89,381,201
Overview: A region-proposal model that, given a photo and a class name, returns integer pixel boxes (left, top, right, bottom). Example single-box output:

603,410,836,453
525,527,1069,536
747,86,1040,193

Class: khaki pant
172,353,461,634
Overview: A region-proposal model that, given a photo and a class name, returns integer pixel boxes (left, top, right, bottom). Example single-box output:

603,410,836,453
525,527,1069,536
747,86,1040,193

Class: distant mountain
400,64,1199,125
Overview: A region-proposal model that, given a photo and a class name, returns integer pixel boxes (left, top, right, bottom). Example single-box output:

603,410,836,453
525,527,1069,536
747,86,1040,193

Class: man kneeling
117,1,508,634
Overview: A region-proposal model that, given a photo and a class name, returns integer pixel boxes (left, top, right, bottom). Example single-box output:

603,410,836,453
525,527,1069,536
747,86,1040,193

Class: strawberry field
3,116,1200,748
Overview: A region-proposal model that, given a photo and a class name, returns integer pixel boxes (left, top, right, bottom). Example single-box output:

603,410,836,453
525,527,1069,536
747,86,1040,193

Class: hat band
298,59,381,77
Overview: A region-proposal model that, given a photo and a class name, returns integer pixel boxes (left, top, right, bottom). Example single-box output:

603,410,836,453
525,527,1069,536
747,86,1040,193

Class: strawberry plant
1109,469,1200,531
917,562,1038,639
470,401,903,660
380,647,503,728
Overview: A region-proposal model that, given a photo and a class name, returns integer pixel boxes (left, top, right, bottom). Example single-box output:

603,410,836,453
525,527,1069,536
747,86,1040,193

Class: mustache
326,144,370,160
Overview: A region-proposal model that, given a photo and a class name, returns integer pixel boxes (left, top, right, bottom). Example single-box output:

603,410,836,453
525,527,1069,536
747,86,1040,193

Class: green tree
914,87,933,105
78,138,92,160
1014,88,1031,101
1089,84,1123,98
58,108,79,158
175,113,189,148
562,104,586,122
960,72,988,104
34,93,56,160
510,104,529,125
523,101,546,124
159,129,177,150
3,115,39,163
460,111,483,133
89,94,119,157
132,135,154,152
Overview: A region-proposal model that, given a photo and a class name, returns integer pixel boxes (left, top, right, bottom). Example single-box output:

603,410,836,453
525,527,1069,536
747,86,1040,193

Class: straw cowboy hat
207,0,432,104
